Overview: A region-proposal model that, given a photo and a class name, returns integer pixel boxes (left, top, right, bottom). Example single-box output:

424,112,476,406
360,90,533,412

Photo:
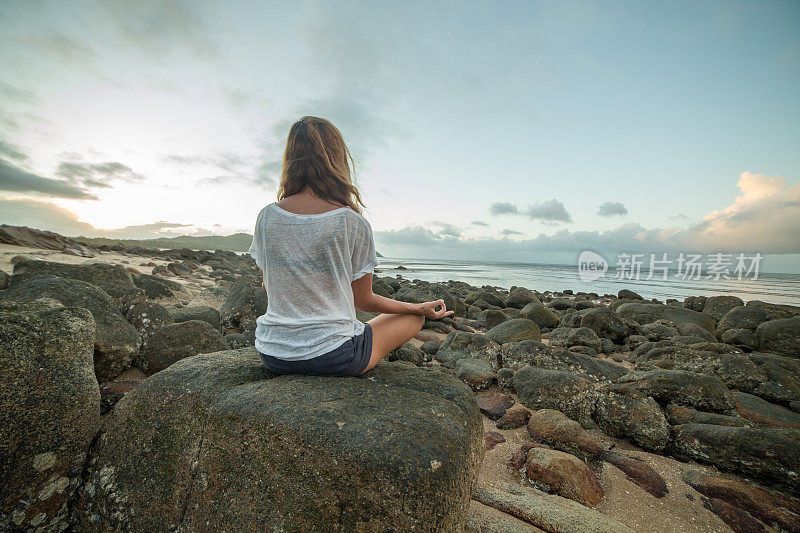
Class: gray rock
720,328,759,351
387,342,425,366
0,269,8,289
701,296,744,321
664,404,748,427
219,280,267,333
579,307,629,343
732,390,800,429
593,386,669,451
73,350,484,531
11,258,136,304
669,424,800,495
0,299,100,532
519,303,561,329
455,358,496,390
171,305,222,331
618,289,643,300
757,317,800,357
485,309,509,329
486,318,542,344
548,327,603,353
506,287,541,309
513,367,596,425
614,369,734,413
435,331,501,369
131,272,186,303
617,302,716,334
139,320,229,375
717,306,771,335
126,301,174,344
188,285,230,309
0,275,139,381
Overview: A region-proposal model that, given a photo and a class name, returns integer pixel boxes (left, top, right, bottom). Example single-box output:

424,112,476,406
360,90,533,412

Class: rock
476,390,516,420
131,272,186,303
721,328,759,351
614,369,734,413
11,258,136,303
515,368,597,426
485,431,506,451
548,327,603,353
618,289,643,300
465,500,543,533
99,368,147,414
601,450,668,498
527,409,606,458
170,304,222,331
470,290,505,308
664,404,748,427
496,407,531,430
579,307,630,344
669,424,800,495
683,470,800,532
525,448,603,507
499,340,553,370
752,355,800,403
701,296,744,321
420,339,441,355
0,270,8,289
74,351,484,531
0,224,96,255
387,342,425,366
219,280,267,333
435,331,501,369
455,358,496,390
506,287,541,309
757,318,800,357
519,303,561,330
593,386,670,452
188,285,230,309
640,321,679,341
717,306,772,335
138,320,228,375
617,302,716,334
486,318,542,344
732,391,800,429
167,261,192,277
126,301,174,344
0,275,139,381
701,496,766,532
0,299,100,532
485,309,509,329
473,483,634,533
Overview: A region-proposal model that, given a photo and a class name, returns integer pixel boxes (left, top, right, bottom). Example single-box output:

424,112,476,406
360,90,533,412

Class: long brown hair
277,116,366,214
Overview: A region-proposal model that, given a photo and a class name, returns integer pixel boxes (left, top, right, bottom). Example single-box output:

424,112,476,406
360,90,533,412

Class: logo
578,251,608,282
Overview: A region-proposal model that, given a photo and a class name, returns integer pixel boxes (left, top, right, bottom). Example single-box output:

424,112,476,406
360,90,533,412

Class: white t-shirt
248,201,380,360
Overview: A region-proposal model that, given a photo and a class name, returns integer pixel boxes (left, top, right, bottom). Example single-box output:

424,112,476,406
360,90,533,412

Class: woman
249,116,453,376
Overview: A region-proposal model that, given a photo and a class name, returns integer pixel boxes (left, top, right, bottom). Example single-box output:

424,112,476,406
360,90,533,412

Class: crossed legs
359,313,425,374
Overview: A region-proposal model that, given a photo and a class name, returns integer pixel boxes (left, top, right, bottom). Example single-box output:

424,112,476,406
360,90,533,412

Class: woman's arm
351,274,453,318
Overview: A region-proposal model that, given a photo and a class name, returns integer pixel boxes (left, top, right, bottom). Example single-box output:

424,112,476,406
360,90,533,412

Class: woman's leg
359,313,425,374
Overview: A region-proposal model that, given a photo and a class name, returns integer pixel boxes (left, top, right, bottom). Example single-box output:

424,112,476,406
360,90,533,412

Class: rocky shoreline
1,225,799,532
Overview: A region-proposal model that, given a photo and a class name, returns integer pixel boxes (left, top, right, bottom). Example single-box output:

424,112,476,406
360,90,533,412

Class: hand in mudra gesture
417,299,454,319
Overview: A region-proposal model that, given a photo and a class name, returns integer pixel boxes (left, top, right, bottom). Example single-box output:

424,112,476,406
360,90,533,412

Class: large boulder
616,302,716,334
11,259,136,304
513,367,596,425
131,272,188,303
170,304,222,331
0,275,139,381
0,300,100,531
547,327,603,353
486,318,541,344
435,331,501,369
506,287,541,309
717,306,771,335
579,307,630,344
593,385,670,451
756,318,800,357
501,342,627,382
139,320,229,375
74,350,484,531
614,369,734,413
669,424,800,495
519,303,560,329
219,280,267,333
701,296,744,321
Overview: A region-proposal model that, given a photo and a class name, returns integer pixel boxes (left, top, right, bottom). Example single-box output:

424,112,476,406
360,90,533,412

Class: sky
1,0,799,272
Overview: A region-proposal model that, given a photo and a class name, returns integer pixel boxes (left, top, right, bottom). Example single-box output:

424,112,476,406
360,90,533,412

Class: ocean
374,257,800,306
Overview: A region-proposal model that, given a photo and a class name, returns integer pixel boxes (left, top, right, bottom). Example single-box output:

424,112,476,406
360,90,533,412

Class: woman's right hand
416,299,454,319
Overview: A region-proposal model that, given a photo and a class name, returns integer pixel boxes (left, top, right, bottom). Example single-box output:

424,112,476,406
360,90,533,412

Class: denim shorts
259,322,373,377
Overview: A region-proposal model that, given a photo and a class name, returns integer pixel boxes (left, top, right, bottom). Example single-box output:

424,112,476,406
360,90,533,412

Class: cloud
525,200,572,223
21,32,94,63
429,221,462,237
490,202,519,215
0,158,97,199
502,229,523,236
490,199,573,223
0,197,192,239
0,140,28,162
680,171,800,254
597,201,628,217
670,213,690,220
56,160,144,188
471,220,489,226
162,152,275,188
